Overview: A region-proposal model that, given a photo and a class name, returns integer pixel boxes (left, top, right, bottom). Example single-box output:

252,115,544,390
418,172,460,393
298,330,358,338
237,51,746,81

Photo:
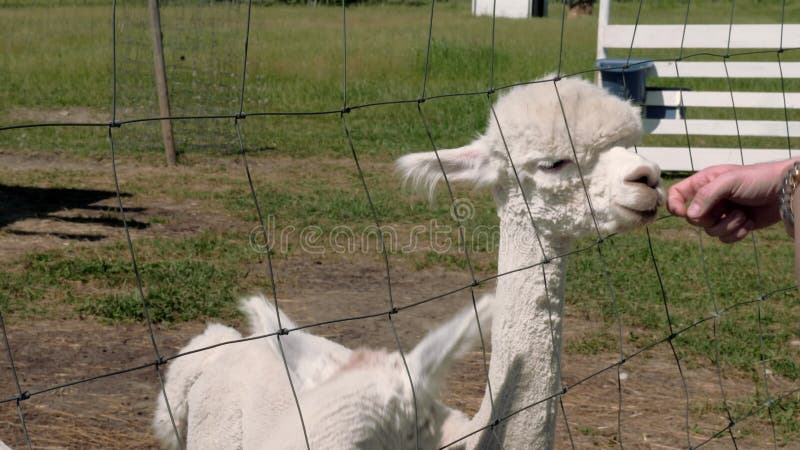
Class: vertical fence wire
718,0,779,442
762,1,793,444
486,100,563,444
619,1,695,447
676,0,696,173
235,118,312,450
555,0,568,78
699,1,746,446
553,3,578,446
233,1,311,447
777,0,793,158
108,4,162,368
237,0,253,117
415,0,498,439
111,0,118,125
111,2,186,447
646,227,693,449
339,4,422,446
488,0,497,91
108,124,185,447
416,105,499,439
340,112,423,449
341,112,423,449
698,226,739,448
672,3,699,445
552,79,630,448
606,1,649,445
420,0,436,100
0,309,31,450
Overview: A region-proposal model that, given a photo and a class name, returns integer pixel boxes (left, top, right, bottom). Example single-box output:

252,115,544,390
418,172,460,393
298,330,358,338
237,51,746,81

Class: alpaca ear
407,294,493,390
396,143,498,198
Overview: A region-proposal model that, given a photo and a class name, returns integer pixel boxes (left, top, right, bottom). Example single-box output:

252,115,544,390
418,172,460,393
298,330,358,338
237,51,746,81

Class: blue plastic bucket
595,58,653,104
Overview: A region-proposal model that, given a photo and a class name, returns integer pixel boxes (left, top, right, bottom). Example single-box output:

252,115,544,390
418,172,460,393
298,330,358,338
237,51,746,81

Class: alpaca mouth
616,203,659,220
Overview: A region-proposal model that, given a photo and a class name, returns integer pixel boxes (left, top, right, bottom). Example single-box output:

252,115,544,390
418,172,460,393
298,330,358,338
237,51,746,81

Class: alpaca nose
624,164,660,189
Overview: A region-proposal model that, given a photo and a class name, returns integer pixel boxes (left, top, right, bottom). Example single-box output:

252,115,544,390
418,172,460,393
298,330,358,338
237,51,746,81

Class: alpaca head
398,76,665,241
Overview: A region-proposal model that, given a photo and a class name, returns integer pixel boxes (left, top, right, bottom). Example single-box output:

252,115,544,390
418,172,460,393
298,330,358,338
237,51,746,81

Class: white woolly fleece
154,294,493,449
395,75,664,450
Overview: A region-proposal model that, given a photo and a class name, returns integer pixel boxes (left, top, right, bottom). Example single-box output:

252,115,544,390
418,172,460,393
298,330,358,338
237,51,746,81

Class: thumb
686,173,739,223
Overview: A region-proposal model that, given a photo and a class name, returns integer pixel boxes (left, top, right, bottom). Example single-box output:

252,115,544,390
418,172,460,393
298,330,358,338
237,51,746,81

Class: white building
472,0,547,19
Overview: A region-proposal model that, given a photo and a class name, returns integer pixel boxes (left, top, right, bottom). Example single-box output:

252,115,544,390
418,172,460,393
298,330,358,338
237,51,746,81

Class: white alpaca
153,294,492,449
397,76,665,448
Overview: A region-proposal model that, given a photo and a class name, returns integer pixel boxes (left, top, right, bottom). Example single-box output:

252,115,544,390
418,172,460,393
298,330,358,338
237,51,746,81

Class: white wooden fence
596,0,800,171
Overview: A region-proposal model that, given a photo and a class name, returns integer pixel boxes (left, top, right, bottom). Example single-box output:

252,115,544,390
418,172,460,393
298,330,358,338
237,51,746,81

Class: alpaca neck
466,198,569,449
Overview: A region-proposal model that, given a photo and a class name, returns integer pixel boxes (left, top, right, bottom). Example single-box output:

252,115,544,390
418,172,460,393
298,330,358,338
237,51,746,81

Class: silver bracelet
780,162,800,231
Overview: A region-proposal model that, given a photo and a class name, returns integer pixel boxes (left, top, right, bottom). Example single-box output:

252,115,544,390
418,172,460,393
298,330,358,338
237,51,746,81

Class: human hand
667,159,799,242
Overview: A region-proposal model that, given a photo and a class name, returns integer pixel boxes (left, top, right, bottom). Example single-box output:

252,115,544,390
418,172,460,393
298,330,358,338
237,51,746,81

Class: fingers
668,169,754,243
703,209,755,243
667,165,731,218
668,161,790,243
718,226,751,243
667,176,701,217
683,172,743,228
666,185,689,217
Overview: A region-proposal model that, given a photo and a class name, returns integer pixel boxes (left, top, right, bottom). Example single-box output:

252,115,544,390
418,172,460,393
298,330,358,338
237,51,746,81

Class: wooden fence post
148,0,177,166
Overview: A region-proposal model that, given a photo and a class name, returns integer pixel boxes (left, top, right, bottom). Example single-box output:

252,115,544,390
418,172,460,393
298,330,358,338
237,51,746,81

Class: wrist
794,189,800,240
780,161,800,238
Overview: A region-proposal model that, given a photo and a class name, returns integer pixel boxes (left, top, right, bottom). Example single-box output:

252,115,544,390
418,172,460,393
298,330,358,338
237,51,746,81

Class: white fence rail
596,0,799,171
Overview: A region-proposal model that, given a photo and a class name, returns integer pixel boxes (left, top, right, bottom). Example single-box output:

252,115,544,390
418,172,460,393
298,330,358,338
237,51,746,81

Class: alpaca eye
537,159,571,171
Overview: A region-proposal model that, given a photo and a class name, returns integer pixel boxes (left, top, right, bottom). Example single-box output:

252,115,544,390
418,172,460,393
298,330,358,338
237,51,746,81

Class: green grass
565,209,800,378
3,1,799,156
1,1,598,158
610,0,800,25
4,233,250,322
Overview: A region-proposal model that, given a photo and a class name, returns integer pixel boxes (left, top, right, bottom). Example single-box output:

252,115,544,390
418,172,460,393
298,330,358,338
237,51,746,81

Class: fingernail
687,203,701,218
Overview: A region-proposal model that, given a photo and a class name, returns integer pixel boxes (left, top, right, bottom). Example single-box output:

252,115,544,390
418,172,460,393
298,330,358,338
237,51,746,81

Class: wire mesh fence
1,0,800,448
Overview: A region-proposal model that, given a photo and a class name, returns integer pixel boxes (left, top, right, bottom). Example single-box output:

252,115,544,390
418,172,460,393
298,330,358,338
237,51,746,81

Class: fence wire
1,0,799,449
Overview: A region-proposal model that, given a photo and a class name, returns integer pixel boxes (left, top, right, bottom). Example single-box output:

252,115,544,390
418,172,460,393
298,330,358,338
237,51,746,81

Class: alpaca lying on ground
397,75,665,448
153,294,492,449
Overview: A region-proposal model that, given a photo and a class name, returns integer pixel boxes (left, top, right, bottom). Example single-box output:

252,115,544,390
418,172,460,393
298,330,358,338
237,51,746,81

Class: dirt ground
1,151,798,449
